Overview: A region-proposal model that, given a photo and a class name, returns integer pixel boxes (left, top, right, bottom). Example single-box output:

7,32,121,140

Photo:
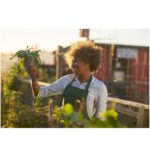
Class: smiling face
71,58,90,76
64,41,101,78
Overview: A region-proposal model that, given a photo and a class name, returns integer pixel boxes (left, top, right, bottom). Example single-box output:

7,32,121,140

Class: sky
0,29,80,53
0,29,149,53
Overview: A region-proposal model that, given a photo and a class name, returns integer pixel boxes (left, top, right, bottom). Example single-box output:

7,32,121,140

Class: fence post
109,44,115,80
137,106,144,127
56,46,63,79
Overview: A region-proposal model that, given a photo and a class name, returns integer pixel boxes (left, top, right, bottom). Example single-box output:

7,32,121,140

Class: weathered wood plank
108,97,149,109
115,105,138,118
137,106,145,127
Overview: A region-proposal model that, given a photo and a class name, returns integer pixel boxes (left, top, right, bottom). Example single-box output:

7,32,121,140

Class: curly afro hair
64,41,102,72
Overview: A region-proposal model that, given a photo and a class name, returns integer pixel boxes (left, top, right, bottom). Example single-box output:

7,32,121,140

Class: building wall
94,45,110,81
95,44,149,104
128,48,149,104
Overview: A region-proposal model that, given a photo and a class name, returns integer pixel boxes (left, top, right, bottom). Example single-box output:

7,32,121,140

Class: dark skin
24,60,40,97
71,58,92,83
24,58,92,97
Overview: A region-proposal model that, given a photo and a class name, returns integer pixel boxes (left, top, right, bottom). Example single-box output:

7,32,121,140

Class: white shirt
39,74,108,119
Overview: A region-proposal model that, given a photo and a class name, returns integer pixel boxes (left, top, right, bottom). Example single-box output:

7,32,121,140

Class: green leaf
63,103,74,116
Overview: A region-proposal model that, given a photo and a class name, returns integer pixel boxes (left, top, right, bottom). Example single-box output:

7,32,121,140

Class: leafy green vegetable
10,46,41,67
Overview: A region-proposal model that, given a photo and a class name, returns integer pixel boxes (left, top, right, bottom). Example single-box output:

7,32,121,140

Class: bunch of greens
10,46,41,73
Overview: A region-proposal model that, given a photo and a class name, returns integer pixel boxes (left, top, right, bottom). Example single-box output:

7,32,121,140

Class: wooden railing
22,79,149,127
107,97,149,127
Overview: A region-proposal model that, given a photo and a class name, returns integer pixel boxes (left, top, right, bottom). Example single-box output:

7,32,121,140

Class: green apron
62,75,92,118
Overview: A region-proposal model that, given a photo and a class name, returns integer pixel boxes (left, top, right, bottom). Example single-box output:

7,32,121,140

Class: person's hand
24,59,39,81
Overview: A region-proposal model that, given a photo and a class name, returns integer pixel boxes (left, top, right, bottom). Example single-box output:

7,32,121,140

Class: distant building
40,50,55,65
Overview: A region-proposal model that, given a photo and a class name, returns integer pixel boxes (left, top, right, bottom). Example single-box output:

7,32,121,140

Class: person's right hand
24,60,39,81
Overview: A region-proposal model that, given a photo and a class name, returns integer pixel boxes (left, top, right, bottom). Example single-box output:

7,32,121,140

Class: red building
94,43,149,104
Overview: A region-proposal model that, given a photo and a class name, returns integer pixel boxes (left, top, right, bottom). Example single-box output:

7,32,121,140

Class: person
24,41,108,120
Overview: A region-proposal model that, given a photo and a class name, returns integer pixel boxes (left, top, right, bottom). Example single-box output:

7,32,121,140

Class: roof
90,30,149,47
95,41,149,49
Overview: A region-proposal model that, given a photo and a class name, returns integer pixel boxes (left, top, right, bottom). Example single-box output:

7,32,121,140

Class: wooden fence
107,97,149,127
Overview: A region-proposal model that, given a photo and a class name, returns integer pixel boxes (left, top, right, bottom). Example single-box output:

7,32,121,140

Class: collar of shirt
72,76,95,89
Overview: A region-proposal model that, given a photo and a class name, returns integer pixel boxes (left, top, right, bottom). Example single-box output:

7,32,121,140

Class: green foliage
9,46,55,83
1,46,49,128
1,74,49,128
49,103,123,128
9,46,41,82
63,103,74,116
10,46,41,67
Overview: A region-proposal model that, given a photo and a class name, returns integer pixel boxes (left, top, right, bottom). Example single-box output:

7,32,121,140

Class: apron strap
62,76,76,95
85,75,93,91
62,75,92,95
